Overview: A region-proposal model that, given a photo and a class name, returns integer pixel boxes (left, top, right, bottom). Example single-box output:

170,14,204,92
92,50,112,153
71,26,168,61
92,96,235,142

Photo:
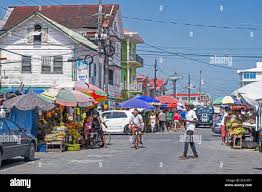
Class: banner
76,60,89,82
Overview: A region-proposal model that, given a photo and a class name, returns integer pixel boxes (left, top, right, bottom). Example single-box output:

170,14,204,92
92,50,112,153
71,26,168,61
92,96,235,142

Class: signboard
76,60,89,82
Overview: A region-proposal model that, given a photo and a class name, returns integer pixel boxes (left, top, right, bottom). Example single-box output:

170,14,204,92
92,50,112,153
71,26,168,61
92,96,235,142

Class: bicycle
131,125,141,149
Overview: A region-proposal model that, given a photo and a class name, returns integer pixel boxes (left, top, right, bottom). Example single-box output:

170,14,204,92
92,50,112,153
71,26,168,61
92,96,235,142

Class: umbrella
3,93,55,111
213,97,223,105
55,81,89,93
156,96,178,108
118,98,155,110
42,88,97,107
56,89,96,107
84,83,107,102
134,95,160,103
233,81,262,101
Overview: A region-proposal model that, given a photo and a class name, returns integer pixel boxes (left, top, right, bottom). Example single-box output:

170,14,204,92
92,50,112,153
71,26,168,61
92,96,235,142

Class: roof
149,79,167,89
136,74,148,82
124,30,144,44
0,12,97,50
3,4,119,30
176,93,201,97
237,68,262,73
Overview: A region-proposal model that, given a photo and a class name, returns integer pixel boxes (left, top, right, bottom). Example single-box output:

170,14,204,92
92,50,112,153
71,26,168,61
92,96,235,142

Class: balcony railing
121,81,143,92
129,54,144,66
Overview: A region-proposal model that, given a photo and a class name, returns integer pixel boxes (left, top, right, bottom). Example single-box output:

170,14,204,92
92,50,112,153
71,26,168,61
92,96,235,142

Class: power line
143,42,238,70
122,15,262,31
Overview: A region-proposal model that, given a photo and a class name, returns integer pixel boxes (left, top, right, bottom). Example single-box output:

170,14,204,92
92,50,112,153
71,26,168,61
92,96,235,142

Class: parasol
3,93,55,111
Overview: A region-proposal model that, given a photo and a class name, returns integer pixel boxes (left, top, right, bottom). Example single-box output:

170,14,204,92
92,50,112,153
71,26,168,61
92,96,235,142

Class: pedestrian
150,111,157,133
158,110,167,132
179,104,198,160
220,107,228,145
173,110,180,131
180,108,187,128
83,115,92,148
166,109,174,131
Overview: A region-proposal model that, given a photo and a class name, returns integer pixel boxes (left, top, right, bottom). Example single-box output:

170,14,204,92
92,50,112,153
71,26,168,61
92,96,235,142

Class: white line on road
70,160,104,164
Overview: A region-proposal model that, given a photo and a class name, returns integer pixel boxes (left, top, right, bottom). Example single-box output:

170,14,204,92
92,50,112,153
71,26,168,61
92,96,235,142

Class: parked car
101,110,133,134
212,115,222,134
0,118,37,167
195,106,214,128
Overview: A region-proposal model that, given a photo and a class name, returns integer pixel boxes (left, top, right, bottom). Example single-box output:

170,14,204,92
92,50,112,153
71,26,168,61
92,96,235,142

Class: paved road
1,128,262,174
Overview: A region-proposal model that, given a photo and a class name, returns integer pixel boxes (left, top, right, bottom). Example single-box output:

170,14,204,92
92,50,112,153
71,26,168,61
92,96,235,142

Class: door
102,112,113,132
0,120,14,159
109,112,129,133
5,119,28,156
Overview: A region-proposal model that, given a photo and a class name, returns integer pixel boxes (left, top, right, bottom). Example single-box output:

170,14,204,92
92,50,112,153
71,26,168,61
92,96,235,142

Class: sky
1,0,262,99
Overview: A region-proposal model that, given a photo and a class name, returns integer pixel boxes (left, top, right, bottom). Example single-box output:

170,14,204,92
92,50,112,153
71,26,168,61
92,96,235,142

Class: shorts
174,120,179,123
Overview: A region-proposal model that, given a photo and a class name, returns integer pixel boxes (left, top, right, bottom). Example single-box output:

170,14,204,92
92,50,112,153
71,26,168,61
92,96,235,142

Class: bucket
38,144,47,152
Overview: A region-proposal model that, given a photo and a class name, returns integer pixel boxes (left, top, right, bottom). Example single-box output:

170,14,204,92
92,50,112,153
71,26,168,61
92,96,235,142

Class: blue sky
1,0,262,99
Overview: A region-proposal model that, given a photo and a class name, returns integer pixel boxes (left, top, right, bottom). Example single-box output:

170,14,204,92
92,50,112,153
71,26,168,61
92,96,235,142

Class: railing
129,54,144,66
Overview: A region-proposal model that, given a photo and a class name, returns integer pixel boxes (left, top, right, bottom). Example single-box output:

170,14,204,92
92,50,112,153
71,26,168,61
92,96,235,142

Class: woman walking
173,110,180,131
150,112,157,133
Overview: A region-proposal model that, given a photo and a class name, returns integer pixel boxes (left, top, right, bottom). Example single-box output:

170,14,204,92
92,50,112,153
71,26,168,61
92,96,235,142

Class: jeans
159,121,166,132
183,130,198,157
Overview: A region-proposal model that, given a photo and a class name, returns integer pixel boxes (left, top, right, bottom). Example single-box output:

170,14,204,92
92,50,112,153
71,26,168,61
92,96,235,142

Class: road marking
70,160,104,164
87,154,114,157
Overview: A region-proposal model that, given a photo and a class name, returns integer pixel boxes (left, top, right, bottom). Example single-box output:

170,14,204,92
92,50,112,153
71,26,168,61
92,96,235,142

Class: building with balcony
237,62,262,87
173,93,211,106
121,30,144,99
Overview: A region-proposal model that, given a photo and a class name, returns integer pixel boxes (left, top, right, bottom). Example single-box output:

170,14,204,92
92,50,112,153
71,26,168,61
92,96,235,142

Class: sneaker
192,155,199,159
179,155,189,160
140,141,143,146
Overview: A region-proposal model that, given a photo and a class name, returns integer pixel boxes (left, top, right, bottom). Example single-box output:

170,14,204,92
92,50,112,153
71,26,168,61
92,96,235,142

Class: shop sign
76,60,89,82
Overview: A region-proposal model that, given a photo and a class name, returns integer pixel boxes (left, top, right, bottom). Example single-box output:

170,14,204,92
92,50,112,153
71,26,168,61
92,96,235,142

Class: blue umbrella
118,98,155,110
134,95,160,103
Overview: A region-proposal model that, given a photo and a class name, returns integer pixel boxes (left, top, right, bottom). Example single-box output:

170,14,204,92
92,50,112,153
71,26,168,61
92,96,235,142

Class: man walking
158,110,167,132
179,104,199,160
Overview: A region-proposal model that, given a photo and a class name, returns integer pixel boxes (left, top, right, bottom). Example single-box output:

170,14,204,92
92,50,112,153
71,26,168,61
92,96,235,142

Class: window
5,120,20,132
102,112,112,119
21,56,32,73
182,97,187,100
53,56,63,74
0,120,9,134
109,69,114,85
41,56,52,73
191,97,196,101
243,72,256,79
111,112,127,119
33,24,42,43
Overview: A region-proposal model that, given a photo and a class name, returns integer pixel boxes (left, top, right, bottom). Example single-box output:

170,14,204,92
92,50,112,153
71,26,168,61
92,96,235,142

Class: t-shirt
185,110,198,131
167,112,173,121
180,111,186,119
158,112,167,122
221,112,228,126
173,113,180,121
130,114,143,127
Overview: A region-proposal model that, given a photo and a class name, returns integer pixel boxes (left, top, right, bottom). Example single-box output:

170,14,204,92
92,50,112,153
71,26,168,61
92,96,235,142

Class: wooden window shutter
42,28,48,43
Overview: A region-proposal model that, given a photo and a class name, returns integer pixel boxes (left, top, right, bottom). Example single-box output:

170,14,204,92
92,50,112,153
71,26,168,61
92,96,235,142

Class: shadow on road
0,158,40,171
253,168,262,171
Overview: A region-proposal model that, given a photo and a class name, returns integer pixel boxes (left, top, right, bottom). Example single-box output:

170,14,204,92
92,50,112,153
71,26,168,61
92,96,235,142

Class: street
1,128,262,174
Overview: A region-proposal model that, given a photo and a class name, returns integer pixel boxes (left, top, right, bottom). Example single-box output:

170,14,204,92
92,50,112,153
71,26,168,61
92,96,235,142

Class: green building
121,30,144,100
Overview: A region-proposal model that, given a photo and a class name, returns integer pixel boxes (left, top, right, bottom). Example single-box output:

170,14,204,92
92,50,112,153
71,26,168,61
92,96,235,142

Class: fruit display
44,126,68,142
229,127,246,136
68,128,81,144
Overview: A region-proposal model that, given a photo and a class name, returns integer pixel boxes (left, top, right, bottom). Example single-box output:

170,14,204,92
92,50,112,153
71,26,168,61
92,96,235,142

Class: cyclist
129,109,144,145
90,107,108,147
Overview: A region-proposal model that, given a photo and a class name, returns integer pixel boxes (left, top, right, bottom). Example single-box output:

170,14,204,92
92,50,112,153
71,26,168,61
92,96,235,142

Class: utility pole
97,0,103,89
168,72,181,98
188,74,191,103
154,58,157,97
199,70,202,95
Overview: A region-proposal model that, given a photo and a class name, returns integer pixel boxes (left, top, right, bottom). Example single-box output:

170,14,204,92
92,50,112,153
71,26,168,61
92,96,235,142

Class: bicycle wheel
134,133,139,149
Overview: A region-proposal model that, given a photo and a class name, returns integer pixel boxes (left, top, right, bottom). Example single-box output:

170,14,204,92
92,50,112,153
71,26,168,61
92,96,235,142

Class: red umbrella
156,96,178,108
84,83,107,102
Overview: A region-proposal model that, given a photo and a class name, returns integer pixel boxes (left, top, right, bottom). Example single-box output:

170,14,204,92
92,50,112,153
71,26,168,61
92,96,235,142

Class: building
149,78,168,97
121,30,144,99
0,4,123,109
136,74,151,96
237,62,262,87
174,93,211,106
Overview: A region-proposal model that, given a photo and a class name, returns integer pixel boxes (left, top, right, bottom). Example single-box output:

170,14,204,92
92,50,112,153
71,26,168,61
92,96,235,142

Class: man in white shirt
129,109,144,145
179,104,198,160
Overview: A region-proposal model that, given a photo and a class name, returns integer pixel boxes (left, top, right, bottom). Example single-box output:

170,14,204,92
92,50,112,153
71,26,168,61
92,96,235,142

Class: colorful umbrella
118,98,155,110
84,83,107,102
42,88,97,107
155,96,178,108
55,81,89,93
